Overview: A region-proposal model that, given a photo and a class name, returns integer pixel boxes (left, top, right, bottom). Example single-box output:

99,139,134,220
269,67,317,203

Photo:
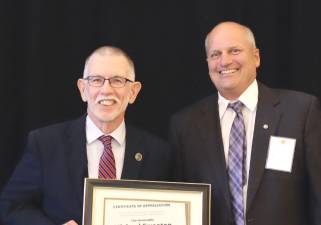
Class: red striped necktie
98,135,116,179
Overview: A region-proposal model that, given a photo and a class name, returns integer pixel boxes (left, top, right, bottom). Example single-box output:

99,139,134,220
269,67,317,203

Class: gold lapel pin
135,153,143,162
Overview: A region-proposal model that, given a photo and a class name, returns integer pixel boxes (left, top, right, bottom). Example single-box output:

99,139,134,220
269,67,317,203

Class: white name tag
265,136,296,172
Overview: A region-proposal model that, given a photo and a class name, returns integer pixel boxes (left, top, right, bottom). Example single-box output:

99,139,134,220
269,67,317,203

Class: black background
1,0,320,197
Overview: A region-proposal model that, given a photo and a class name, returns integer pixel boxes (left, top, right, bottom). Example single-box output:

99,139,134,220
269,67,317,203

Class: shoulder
258,83,321,123
28,116,85,140
260,83,320,109
278,89,318,103
170,94,218,123
278,89,320,117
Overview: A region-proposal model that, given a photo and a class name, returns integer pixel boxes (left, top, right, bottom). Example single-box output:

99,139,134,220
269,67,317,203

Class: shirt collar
218,79,258,119
86,116,126,146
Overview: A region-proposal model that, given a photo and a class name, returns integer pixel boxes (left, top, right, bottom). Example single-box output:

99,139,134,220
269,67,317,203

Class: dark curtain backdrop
1,0,320,195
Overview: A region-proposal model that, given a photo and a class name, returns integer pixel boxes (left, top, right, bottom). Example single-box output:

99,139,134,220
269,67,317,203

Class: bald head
83,46,136,80
205,22,257,55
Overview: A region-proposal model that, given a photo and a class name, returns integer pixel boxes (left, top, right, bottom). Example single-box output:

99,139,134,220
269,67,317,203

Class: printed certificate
82,179,210,225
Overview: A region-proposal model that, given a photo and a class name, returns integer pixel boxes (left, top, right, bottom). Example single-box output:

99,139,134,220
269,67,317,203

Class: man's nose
220,52,233,66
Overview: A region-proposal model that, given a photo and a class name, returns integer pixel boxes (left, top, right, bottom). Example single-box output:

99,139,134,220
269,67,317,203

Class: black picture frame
82,179,211,225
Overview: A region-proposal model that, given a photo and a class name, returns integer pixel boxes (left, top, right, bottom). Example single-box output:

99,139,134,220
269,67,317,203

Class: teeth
220,69,237,74
99,100,115,106
97,96,120,105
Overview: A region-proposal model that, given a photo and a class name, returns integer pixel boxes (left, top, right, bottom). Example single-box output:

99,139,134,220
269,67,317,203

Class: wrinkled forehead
85,53,134,79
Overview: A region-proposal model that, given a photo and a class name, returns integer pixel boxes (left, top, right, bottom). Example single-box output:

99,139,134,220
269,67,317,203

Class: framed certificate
82,179,211,225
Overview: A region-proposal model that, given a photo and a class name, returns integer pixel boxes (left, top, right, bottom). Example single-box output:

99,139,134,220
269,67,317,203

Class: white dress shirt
85,116,126,179
218,79,258,211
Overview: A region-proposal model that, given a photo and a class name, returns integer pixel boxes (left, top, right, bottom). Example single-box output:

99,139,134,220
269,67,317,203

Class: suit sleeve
0,131,55,225
305,96,321,225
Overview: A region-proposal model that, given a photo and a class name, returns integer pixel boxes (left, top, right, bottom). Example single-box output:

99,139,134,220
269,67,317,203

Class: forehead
87,53,131,76
207,25,252,51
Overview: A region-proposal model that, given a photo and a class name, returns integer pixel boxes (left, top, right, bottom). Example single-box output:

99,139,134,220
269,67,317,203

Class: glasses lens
109,77,126,88
88,76,104,87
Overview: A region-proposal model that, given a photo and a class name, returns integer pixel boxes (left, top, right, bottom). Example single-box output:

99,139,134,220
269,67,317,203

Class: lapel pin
263,124,269,129
135,152,143,162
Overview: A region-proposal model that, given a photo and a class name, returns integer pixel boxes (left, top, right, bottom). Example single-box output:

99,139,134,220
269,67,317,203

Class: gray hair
83,46,135,80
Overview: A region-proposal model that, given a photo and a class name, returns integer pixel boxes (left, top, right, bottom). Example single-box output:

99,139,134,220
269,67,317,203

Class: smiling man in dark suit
170,21,321,225
0,46,172,225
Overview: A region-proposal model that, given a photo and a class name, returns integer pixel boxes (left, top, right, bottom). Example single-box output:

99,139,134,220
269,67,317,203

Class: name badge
265,136,296,172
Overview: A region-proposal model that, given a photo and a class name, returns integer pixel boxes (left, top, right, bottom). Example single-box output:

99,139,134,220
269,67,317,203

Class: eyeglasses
84,75,134,88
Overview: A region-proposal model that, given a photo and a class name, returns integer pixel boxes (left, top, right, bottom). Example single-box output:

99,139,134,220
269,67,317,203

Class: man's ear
77,79,88,102
254,48,260,68
128,82,142,104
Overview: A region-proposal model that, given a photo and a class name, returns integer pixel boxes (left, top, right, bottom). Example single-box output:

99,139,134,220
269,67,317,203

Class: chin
218,82,238,90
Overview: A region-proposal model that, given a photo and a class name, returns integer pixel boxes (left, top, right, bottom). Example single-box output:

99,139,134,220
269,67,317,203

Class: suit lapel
246,83,281,211
121,125,144,179
65,116,87,207
199,95,233,216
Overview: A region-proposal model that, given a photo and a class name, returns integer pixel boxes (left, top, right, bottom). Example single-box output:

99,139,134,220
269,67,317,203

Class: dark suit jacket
0,116,172,225
170,82,321,225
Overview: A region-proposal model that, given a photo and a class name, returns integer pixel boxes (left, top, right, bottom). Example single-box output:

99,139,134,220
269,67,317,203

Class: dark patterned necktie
98,135,116,179
228,101,247,225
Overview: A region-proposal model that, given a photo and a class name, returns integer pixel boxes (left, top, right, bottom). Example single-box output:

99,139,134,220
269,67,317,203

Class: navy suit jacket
170,82,321,225
0,116,172,225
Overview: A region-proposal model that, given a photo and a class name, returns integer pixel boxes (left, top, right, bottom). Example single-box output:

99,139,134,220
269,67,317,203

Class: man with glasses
0,46,172,225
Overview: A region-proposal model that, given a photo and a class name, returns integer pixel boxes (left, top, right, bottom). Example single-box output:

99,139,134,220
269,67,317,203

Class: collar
218,79,258,119
85,115,126,146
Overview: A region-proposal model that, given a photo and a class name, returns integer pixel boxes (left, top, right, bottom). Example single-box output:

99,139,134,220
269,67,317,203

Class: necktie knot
98,135,112,147
228,101,243,114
